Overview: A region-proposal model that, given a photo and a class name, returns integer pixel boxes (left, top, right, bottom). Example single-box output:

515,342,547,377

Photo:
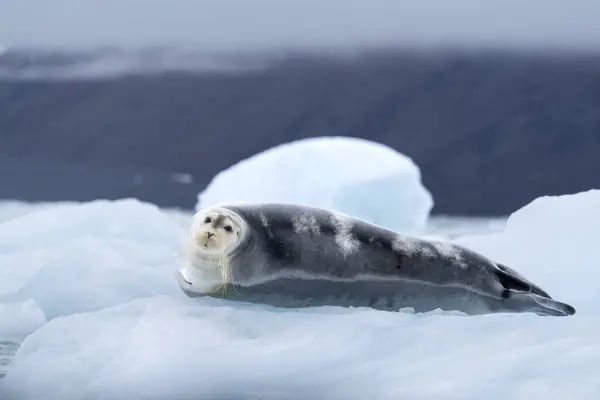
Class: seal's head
181,206,247,294
188,206,245,256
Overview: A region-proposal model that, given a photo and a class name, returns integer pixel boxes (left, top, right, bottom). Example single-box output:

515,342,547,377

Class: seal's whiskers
203,254,243,296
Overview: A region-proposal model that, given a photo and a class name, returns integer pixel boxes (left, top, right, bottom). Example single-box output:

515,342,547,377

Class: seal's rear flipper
505,292,576,317
495,265,552,299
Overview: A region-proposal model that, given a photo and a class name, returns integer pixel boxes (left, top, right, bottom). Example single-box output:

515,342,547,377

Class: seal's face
189,208,243,255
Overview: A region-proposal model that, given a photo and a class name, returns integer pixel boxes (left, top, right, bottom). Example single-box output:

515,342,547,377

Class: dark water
2,48,600,215
0,341,19,379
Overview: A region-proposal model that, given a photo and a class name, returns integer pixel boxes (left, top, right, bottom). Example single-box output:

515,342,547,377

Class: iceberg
0,190,599,399
197,136,434,233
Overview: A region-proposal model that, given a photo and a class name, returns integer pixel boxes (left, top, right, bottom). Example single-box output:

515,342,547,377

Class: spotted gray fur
179,203,576,317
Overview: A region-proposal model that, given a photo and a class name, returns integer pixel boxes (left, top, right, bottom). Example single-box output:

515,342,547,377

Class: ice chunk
197,137,433,232
1,295,599,400
458,189,600,315
0,299,46,379
2,192,600,399
0,300,46,343
0,200,41,223
0,199,185,319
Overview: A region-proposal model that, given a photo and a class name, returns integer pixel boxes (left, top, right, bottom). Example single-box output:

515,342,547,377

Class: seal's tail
495,263,552,299
496,264,552,299
505,292,576,317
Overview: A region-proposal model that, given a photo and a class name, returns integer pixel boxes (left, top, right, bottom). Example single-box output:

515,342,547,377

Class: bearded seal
175,202,575,317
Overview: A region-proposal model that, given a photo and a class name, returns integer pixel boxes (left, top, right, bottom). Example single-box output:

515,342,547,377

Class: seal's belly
205,275,498,315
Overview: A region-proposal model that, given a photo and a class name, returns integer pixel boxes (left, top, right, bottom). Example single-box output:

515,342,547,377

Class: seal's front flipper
174,269,204,298
174,269,192,286
505,292,576,317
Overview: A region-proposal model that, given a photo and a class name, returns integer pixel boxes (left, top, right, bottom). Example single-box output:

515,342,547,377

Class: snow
198,137,434,233
0,189,599,399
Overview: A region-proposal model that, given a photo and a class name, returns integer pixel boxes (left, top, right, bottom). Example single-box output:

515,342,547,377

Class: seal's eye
224,225,233,233
204,217,211,224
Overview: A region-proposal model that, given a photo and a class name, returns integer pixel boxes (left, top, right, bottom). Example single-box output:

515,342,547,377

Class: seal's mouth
201,239,221,251
195,233,217,250
194,239,227,256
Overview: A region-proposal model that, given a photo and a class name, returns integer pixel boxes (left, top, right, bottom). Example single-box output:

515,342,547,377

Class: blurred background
1,0,600,217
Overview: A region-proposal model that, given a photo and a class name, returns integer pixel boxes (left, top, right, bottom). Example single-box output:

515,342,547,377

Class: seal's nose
207,232,215,238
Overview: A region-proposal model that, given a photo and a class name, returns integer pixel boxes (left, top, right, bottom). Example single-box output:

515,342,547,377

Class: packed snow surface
0,188,598,399
198,137,434,233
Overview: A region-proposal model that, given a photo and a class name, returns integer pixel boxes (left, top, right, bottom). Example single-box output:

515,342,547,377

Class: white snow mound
1,191,600,399
197,136,434,232
458,189,600,316
0,198,185,320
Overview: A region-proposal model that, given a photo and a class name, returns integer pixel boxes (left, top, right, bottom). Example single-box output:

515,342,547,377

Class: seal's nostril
207,232,214,238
